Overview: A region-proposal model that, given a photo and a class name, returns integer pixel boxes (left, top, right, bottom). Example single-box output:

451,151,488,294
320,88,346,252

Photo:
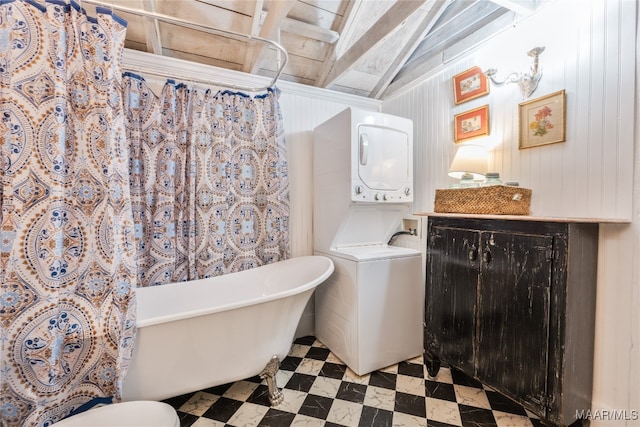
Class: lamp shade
448,144,488,180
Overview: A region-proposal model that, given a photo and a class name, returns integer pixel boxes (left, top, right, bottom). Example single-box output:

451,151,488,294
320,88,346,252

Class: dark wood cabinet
425,216,598,427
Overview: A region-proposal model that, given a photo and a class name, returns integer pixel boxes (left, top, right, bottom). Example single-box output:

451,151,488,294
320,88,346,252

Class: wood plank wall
382,0,639,421
383,0,635,222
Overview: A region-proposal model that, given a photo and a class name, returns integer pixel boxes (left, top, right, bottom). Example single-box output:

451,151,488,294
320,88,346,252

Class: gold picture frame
454,105,490,143
519,90,566,149
452,66,489,105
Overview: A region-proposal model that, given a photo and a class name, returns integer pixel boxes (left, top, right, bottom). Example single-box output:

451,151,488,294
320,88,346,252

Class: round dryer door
357,124,410,192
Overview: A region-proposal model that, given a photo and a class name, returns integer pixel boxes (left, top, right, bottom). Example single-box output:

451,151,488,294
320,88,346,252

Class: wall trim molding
122,49,382,110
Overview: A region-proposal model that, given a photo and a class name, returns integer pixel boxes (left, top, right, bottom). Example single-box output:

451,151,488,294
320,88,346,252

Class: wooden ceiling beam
317,0,427,88
488,0,536,15
259,11,339,44
315,0,362,88
141,0,163,55
370,0,451,99
248,0,296,74
241,0,264,74
248,0,264,36
406,1,506,68
383,10,515,98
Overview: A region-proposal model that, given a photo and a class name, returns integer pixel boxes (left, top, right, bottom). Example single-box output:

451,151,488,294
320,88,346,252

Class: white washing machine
313,108,423,375
314,245,422,376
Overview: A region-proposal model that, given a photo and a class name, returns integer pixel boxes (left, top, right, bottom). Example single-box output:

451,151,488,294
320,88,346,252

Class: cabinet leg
425,353,441,378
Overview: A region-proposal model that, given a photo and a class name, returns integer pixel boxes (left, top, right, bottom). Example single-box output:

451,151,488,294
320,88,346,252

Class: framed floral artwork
454,105,490,143
519,90,566,149
452,66,489,104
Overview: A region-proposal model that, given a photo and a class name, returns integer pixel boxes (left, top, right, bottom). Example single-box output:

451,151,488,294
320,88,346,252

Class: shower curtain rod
81,0,288,92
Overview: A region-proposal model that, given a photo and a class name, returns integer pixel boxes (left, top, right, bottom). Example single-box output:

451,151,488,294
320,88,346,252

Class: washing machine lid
330,244,420,261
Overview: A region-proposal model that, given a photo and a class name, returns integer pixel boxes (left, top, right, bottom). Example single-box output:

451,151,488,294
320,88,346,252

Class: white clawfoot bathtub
121,255,334,403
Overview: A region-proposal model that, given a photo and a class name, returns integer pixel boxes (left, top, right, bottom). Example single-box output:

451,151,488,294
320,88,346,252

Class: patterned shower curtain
0,1,136,426
123,74,290,286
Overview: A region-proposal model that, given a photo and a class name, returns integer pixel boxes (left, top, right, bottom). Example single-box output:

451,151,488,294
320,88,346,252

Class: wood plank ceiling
90,0,545,99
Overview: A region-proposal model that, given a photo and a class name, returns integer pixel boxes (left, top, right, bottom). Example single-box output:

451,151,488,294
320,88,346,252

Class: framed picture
519,90,566,149
452,66,489,104
454,105,490,143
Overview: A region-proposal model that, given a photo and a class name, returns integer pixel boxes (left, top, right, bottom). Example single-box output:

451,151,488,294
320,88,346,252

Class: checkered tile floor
162,336,544,427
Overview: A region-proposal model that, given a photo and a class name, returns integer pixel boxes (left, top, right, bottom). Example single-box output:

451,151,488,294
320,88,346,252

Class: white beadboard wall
588,1,640,421
383,0,639,422
383,0,635,221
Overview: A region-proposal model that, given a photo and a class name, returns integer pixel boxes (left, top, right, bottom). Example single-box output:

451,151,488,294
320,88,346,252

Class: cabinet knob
483,249,492,264
468,246,478,261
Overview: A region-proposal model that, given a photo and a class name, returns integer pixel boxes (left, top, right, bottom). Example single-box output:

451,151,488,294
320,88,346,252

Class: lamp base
459,172,479,188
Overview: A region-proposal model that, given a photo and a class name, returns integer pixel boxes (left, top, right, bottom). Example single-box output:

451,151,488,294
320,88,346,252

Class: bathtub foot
260,356,284,406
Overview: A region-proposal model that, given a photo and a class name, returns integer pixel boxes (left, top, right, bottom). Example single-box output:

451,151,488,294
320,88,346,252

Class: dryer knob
404,187,411,195
374,193,380,201
383,194,389,201
355,185,363,195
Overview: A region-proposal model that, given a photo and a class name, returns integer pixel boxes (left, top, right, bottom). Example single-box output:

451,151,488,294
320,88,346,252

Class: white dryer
313,108,422,376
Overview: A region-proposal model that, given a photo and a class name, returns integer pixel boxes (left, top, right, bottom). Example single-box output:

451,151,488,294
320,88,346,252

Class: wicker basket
434,185,532,215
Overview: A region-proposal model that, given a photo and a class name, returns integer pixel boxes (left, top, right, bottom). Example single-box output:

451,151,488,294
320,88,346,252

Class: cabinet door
476,231,553,412
426,226,479,374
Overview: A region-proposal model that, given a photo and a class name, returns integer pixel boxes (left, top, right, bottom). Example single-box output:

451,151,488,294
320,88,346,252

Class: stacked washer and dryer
313,107,423,376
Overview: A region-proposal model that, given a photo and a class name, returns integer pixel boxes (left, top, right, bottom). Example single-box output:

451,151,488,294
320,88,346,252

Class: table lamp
448,144,488,187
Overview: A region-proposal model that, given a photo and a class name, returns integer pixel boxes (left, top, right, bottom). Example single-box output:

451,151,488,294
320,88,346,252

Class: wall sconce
484,46,545,99
448,144,488,187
